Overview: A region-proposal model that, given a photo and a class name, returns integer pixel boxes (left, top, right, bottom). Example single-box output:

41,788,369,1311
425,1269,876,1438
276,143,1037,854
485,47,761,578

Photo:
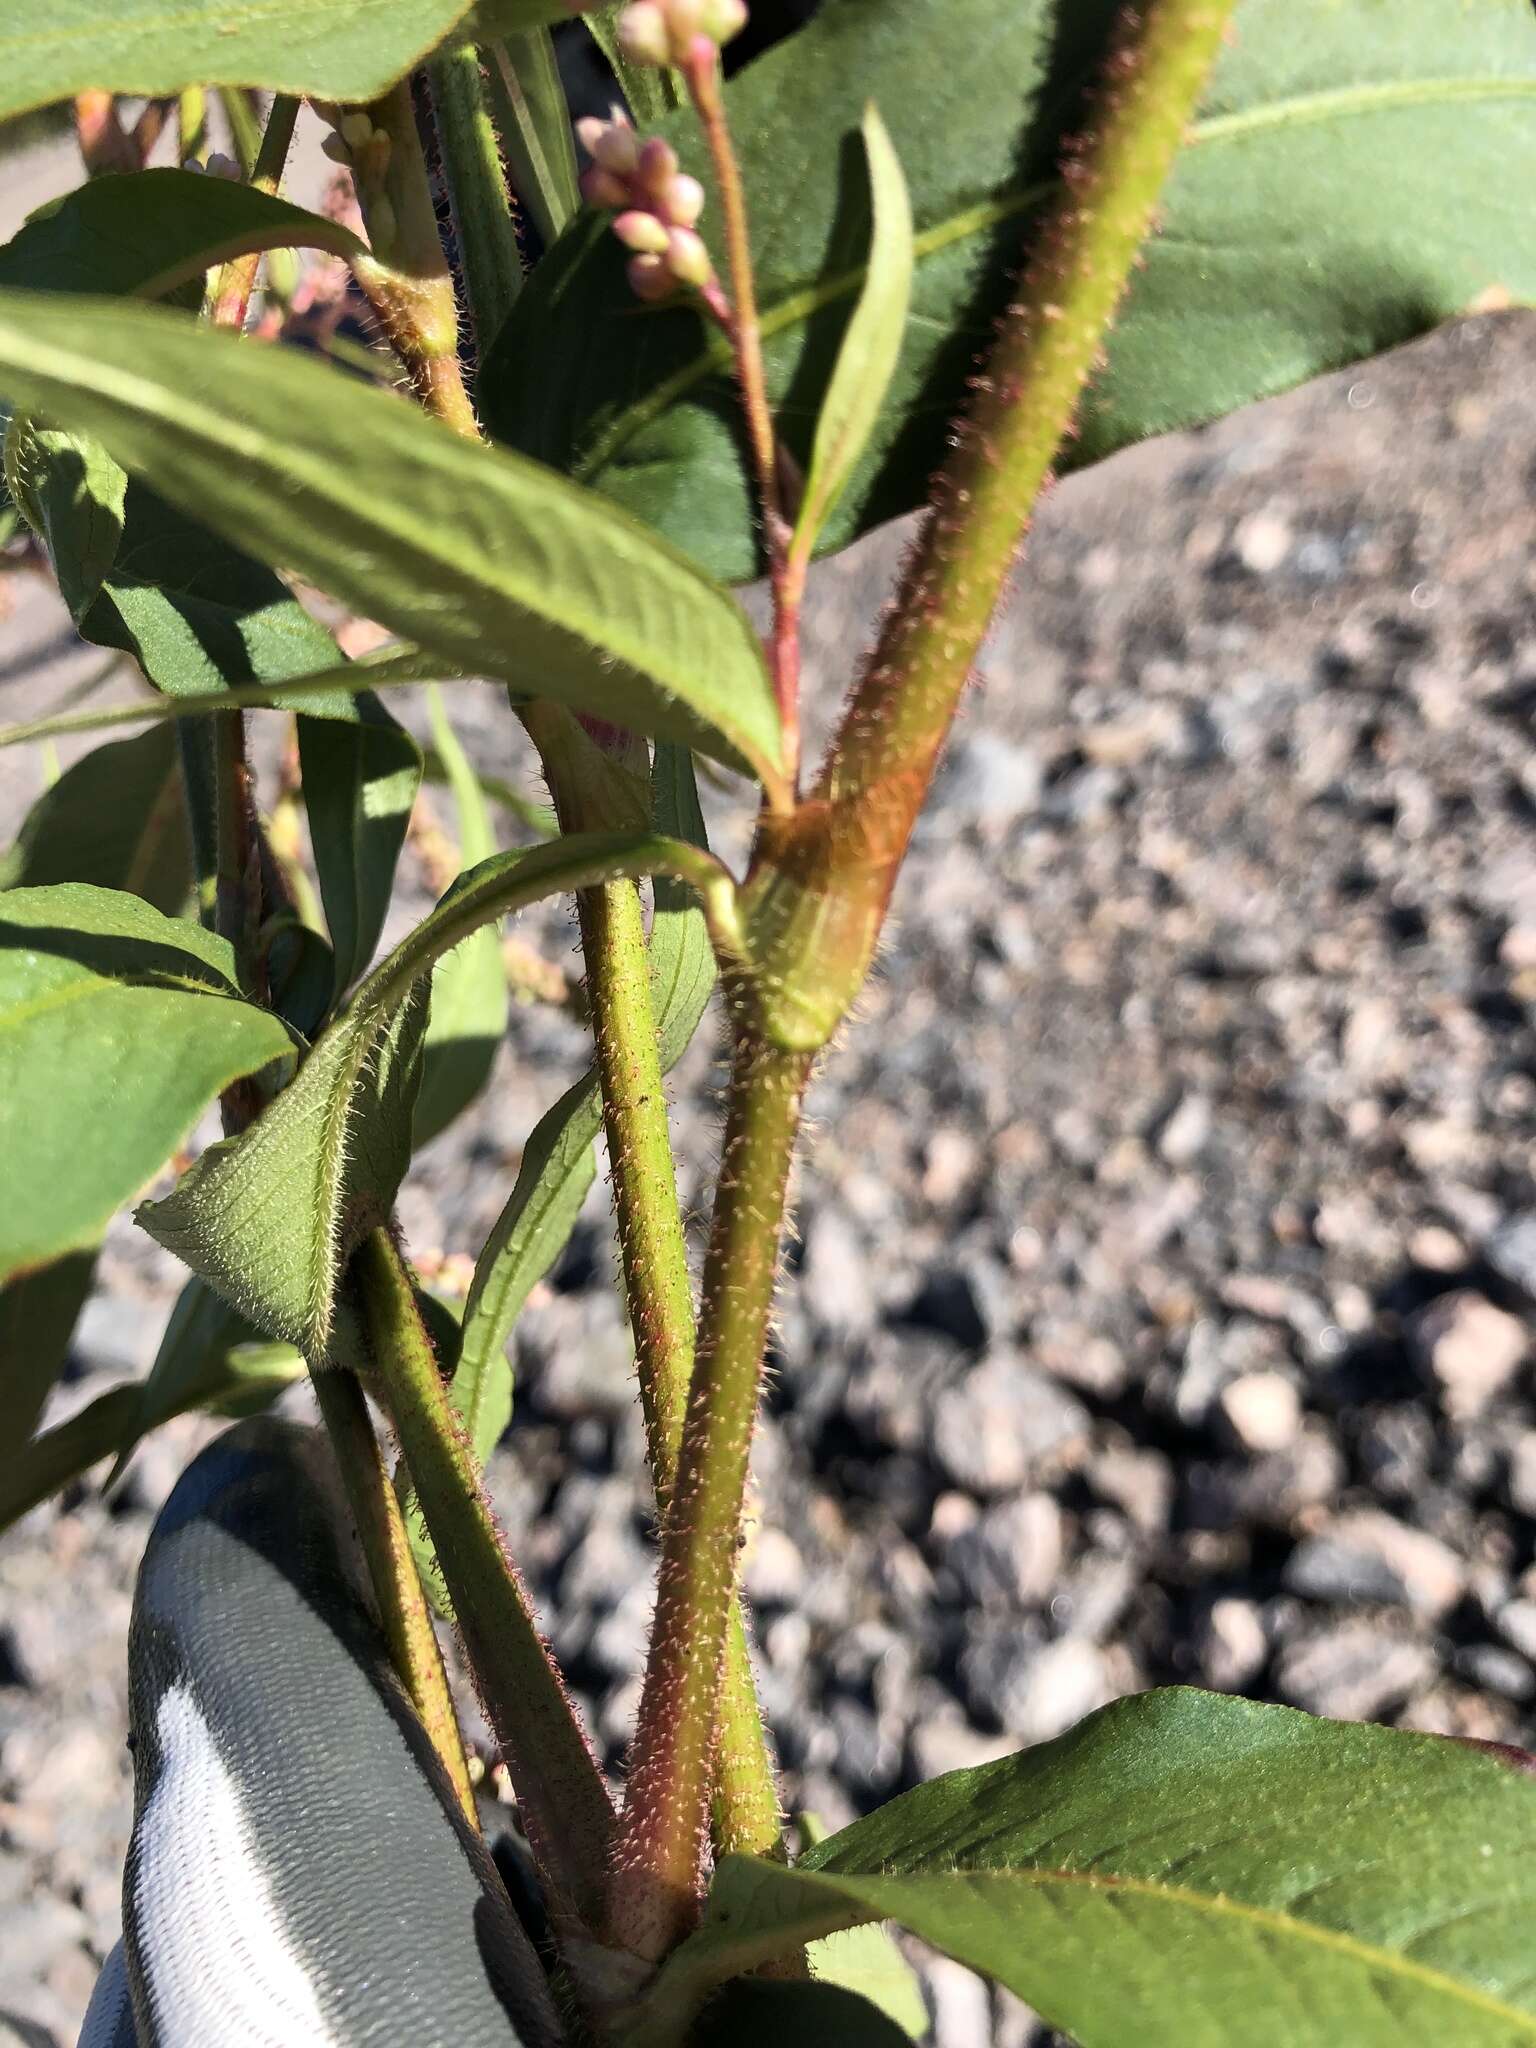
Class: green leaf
0,1247,98,1450
485,30,582,254
645,1691,1536,2048
0,724,190,915
451,745,715,1467
139,828,732,1356
0,0,582,127
0,167,365,301
806,1925,927,2040
789,104,912,566
687,1978,915,2047
413,687,508,1147
484,0,1536,584
0,885,293,1286
0,292,786,798
581,6,681,129
299,694,424,1001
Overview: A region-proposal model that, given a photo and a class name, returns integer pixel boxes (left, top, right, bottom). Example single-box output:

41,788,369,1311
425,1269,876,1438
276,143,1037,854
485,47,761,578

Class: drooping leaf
140,829,731,1356
0,724,190,914
0,885,294,1286
789,104,913,566
0,1247,99,1450
0,0,583,126
451,745,715,1467
484,0,1536,584
413,687,508,1147
299,694,424,1001
644,1691,1536,2048
0,292,786,797
0,167,365,302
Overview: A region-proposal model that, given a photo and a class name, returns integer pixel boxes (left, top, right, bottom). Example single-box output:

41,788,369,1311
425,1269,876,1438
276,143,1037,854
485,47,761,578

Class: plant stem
426,45,525,360
355,1227,616,1927
311,1365,479,1827
607,1035,812,1963
744,0,1239,1052
210,94,299,331
682,45,799,783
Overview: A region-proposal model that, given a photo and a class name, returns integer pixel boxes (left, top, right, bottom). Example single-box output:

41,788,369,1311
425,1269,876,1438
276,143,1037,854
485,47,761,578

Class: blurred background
3,21,1536,2044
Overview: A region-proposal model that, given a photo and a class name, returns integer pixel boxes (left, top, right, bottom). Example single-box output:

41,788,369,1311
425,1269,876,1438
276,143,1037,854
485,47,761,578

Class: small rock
1408,1291,1528,1418
943,1494,1064,1609
1504,1435,1536,1518
1284,1511,1465,1621
999,1638,1110,1745
930,1357,1088,1496
1277,1623,1435,1720
927,1955,994,2048
909,1714,1015,1782
1199,1598,1268,1692
1157,1092,1213,1167
1233,509,1292,575
1454,1644,1535,1702
1409,1225,1467,1273
1219,1372,1302,1453
1496,1599,1536,1664
741,1527,805,1608
1486,1212,1536,1303
800,1208,877,1336
1088,1442,1172,1536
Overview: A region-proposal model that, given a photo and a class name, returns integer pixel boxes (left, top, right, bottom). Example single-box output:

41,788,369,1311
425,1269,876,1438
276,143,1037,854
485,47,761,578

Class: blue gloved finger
115,1416,563,2048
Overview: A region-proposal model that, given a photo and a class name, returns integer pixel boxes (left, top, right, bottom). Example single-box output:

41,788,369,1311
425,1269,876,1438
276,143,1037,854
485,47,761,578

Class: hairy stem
311,1365,478,1827
210,94,299,331
426,45,525,360
355,1228,615,1927
608,1035,812,1962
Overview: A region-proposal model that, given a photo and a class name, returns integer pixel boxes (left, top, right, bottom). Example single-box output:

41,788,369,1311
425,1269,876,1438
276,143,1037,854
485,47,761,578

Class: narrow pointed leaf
0,885,294,1286
451,746,715,1467
485,0,1536,583
485,30,582,254
413,688,508,1147
0,167,365,302
0,292,786,797
0,724,190,914
299,695,424,1000
790,104,912,564
645,1691,1536,2048
0,0,584,126
1,1248,99,1451
140,830,733,1354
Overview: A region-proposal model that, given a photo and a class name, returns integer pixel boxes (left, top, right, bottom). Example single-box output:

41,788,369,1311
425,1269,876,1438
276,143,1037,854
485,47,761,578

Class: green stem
311,1365,479,1828
485,31,580,253
607,1035,812,1963
355,1227,616,1928
426,45,525,359
211,94,298,330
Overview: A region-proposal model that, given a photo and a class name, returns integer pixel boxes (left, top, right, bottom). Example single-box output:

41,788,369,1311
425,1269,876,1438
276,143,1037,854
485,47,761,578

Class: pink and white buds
578,112,718,301
613,209,672,255
613,0,747,67
576,114,640,177
663,226,712,287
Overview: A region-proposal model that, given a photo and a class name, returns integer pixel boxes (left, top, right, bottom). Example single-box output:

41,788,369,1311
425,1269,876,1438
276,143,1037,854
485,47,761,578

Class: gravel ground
3,281,1536,2044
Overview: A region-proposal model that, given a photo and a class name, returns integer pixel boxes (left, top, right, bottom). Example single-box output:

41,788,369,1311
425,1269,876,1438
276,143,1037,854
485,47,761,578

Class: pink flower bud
662,172,705,228
616,1,672,66
698,0,748,42
627,252,673,301
664,225,712,287
577,114,639,177
635,136,679,201
579,165,632,211
613,209,671,254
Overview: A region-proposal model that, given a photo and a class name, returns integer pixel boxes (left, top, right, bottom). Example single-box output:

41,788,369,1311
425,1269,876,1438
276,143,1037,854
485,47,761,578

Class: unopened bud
635,136,679,200
664,225,712,287
577,114,639,177
368,195,398,255
663,172,705,227
340,111,377,150
627,252,673,302
579,164,632,210
616,2,672,66
613,209,671,254
698,0,748,39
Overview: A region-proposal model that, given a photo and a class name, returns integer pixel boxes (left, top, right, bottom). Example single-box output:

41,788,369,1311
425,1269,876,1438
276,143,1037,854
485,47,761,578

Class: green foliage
0,1248,98,1450
0,292,787,796
0,726,190,914
647,1692,1536,2046
0,0,580,125
298,697,423,1001
0,885,293,1286
485,0,1536,583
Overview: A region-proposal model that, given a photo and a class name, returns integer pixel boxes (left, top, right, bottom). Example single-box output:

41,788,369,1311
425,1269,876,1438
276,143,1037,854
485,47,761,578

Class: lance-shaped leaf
789,105,912,567
412,688,508,1148
451,744,715,1468
140,830,737,1356
484,0,1536,585
1,1248,99,1452
0,292,786,799
0,0,588,126
299,696,424,1002
0,168,365,302
0,724,190,914
641,1691,1536,2048
0,885,294,1286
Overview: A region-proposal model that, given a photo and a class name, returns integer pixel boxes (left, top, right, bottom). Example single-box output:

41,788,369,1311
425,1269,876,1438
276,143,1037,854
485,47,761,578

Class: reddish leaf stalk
211,95,300,332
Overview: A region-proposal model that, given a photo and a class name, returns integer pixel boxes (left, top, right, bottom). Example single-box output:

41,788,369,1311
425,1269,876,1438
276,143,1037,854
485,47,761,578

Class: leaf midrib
817,1862,1536,2033
0,965,235,1033
571,74,1536,487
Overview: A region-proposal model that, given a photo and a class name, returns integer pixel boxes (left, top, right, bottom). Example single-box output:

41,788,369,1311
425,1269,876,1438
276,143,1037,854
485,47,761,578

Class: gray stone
1283,1512,1466,1621
1198,1598,1268,1692
1486,1212,1536,1302
1277,1624,1436,1720
931,1357,1089,1497
1408,1291,1528,1418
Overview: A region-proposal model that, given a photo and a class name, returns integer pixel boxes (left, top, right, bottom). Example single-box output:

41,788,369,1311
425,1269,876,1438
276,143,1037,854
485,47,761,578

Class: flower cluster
614,0,748,68
576,115,713,302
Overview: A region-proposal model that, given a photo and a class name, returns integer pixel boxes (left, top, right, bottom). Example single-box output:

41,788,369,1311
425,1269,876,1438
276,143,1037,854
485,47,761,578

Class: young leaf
413,688,509,1147
789,105,913,567
1,1248,99,1450
0,0,583,126
484,0,1536,583
299,696,424,1001
140,830,735,1355
643,1691,1536,2047
0,292,786,798
0,885,293,1286
0,168,365,301
451,745,715,1467
0,725,190,915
